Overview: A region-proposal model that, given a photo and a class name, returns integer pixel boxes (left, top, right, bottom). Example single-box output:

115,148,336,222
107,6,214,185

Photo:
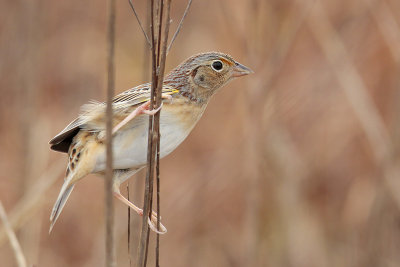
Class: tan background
1,0,400,266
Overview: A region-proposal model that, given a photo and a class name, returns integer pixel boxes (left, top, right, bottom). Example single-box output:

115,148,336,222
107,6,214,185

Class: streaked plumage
49,52,253,233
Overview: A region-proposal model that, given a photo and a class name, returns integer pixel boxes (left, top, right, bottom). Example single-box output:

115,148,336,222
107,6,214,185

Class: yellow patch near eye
219,57,234,66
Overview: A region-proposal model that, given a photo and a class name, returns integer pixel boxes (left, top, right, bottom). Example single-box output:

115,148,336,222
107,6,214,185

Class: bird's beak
232,62,254,77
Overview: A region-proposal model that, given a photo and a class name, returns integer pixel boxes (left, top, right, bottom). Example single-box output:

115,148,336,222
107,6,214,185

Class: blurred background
1,0,400,266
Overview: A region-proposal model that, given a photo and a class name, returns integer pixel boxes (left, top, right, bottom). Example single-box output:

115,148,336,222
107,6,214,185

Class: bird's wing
49,83,179,153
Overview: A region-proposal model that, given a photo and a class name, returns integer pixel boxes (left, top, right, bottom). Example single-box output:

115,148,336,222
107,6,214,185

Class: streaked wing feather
49,83,178,153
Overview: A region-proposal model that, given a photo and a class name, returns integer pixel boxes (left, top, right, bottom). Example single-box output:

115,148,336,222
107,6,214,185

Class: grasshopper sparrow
49,52,253,233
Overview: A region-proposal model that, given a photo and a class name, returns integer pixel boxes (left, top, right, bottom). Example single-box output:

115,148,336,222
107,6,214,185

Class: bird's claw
142,102,163,115
148,216,167,234
137,209,167,234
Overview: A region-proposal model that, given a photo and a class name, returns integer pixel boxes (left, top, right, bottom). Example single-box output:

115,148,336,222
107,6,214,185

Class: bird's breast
93,97,207,172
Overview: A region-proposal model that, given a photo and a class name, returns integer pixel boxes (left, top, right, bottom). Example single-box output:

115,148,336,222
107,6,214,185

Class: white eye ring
211,60,224,72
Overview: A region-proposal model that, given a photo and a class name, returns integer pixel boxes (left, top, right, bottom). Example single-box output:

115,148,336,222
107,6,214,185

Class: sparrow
49,51,253,233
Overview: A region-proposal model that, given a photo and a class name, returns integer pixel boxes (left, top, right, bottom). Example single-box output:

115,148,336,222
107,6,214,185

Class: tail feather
49,182,75,233
49,132,99,233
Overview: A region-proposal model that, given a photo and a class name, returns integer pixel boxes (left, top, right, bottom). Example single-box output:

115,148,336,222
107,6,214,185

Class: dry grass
1,0,400,266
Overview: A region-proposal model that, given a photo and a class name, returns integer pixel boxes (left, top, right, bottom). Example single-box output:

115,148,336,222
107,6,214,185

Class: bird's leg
112,101,162,134
112,93,172,135
112,184,167,234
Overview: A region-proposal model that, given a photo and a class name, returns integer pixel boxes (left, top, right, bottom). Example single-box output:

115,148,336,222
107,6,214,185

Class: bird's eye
211,60,223,71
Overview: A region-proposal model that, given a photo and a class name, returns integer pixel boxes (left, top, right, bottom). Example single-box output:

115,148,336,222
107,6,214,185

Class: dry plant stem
0,202,27,267
156,0,164,66
154,0,164,264
17,2,40,261
137,0,171,266
144,0,161,262
128,0,151,48
137,0,158,265
129,3,152,263
105,0,116,266
127,185,132,266
155,4,171,266
155,139,161,267
167,0,193,53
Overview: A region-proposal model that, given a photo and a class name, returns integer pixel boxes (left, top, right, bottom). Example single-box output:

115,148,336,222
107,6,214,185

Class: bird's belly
113,121,189,169
93,112,194,172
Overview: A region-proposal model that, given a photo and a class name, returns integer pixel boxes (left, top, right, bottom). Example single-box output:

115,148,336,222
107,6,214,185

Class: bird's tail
49,179,75,233
49,130,101,233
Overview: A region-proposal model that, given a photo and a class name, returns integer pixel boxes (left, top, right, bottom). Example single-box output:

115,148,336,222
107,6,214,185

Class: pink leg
112,101,162,134
113,191,167,234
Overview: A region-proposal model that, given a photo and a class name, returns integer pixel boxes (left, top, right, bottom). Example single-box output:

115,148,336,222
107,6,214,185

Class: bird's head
166,52,253,103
